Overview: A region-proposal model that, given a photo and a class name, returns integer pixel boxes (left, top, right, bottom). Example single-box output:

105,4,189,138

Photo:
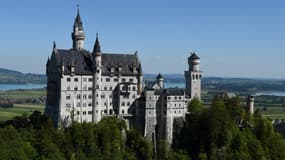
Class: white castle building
45,9,202,145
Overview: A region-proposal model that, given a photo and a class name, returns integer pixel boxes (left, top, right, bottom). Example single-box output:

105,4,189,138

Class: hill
0,68,46,84
145,73,285,95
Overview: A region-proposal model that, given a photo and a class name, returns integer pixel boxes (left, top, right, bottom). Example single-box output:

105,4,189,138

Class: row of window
192,74,202,80
72,109,128,115
66,94,92,100
148,109,183,115
168,96,184,100
66,77,136,83
121,86,136,91
148,96,184,101
67,77,92,82
75,109,116,115
66,101,114,108
148,103,183,107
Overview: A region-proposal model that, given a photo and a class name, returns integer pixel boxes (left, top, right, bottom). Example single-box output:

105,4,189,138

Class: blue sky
0,0,285,78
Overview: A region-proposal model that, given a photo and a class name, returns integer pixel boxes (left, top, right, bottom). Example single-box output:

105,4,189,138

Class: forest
1,96,285,160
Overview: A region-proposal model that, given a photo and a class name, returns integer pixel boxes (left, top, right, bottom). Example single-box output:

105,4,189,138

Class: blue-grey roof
164,88,185,96
48,49,142,76
189,52,200,60
74,9,83,30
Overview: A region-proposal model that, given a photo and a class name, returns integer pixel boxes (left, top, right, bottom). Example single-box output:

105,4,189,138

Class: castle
45,9,202,145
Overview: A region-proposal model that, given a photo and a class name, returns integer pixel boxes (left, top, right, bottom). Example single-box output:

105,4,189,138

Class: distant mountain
144,73,285,94
0,68,46,84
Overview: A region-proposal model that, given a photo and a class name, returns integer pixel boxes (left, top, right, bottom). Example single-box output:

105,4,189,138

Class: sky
0,0,285,78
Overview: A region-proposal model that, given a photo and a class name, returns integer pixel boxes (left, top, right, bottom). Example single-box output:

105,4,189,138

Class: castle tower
156,73,164,88
71,8,85,50
246,95,254,115
92,34,102,122
185,52,202,100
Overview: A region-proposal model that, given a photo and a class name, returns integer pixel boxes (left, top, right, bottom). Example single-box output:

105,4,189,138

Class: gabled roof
48,49,141,76
164,88,185,96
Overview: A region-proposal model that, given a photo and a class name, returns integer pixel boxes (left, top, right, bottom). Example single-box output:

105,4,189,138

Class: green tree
0,125,35,160
188,97,203,114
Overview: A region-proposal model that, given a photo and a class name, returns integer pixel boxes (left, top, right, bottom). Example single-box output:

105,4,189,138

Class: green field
0,89,46,121
0,89,46,100
0,104,44,121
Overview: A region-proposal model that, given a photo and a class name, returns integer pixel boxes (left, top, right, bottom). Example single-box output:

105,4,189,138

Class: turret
92,33,102,70
246,95,254,115
71,8,85,50
188,52,200,71
156,73,164,88
185,51,202,100
92,34,102,123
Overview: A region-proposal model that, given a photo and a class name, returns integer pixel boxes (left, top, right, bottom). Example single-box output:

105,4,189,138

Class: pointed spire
53,41,56,49
46,56,50,66
74,7,83,30
157,73,163,79
92,33,101,54
189,51,200,60
138,62,142,75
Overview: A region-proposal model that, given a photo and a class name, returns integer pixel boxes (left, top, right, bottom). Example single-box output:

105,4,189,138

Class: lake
255,91,285,96
0,84,46,91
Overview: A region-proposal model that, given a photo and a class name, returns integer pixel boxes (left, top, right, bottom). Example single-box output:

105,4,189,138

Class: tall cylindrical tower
247,95,254,115
71,9,85,50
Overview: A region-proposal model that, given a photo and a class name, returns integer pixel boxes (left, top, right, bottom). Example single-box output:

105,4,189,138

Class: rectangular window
83,78,87,82
74,87,78,91
88,103,92,107
114,78,118,82
122,78,126,82
104,87,107,90
66,103,71,107
129,78,133,82
88,87,92,91
106,78,110,82
88,95,92,99
88,111,92,115
67,78,71,82
88,78,93,82
109,87,113,90
74,78,78,82
83,111,86,115
101,94,105,98
66,95,71,100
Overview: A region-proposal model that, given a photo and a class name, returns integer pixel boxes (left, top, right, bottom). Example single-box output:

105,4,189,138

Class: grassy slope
0,89,46,100
0,89,45,121
0,104,44,121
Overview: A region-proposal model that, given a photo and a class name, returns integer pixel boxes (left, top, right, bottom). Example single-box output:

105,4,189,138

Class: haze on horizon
0,0,284,79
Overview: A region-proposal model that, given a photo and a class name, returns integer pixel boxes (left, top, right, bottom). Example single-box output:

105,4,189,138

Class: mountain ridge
0,68,46,84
